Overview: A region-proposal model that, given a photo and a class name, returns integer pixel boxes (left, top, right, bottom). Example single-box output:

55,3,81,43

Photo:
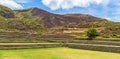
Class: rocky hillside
64,14,107,22
0,5,14,18
0,5,119,29
1,5,120,38
29,8,108,28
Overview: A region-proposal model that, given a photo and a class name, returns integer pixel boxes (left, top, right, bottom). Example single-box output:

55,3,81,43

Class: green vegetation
0,47,119,59
87,28,99,40
0,4,120,59
0,18,46,35
0,5,12,12
71,34,86,38
0,5,14,18
0,5,46,35
1,5,120,38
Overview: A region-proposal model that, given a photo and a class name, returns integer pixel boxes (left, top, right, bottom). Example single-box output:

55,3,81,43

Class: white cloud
41,0,110,10
0,0,23,9
13,0,30,3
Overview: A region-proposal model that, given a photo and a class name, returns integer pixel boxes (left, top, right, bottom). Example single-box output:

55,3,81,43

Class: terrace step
67,43,120,52
0,43,62,50
44,39,120,46
0,43,120,52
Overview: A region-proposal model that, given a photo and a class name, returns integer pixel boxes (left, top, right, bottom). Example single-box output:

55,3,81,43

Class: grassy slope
0,47,119,59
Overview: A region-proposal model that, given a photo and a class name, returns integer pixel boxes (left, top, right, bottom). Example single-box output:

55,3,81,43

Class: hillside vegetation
0,5,120,38
0,5,14,18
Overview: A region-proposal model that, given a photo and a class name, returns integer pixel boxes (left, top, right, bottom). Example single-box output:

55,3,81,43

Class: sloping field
0,47,120,59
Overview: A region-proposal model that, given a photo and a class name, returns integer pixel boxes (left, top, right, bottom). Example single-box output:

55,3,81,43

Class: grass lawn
0,47,120,59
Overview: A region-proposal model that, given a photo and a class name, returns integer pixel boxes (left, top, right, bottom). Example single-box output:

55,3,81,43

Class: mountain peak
30,7,52,16
26,7,108,28
0,5,109,28
31,7,41,10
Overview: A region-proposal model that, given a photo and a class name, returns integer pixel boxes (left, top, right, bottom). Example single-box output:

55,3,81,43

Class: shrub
86,28,99,40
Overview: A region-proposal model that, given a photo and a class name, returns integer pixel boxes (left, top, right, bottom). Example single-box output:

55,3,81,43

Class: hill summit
0,5,109,28
0,5,120,38
29,8,108,28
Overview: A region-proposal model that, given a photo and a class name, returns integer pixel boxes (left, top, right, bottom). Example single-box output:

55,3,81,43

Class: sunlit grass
0,47,119,59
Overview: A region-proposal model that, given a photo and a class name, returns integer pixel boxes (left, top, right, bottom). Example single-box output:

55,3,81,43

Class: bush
86,28,99,40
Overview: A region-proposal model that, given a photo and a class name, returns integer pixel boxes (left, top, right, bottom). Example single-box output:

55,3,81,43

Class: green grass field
0,47,120,59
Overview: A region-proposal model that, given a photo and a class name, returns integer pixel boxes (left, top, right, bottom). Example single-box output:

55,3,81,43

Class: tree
86,28,99,40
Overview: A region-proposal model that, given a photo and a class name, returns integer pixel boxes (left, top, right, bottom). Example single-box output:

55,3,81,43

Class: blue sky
0,0,120,22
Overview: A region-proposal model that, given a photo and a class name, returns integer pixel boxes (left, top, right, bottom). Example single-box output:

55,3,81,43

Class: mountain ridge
28,8,108,28
1,5,120,38
0,5,116,28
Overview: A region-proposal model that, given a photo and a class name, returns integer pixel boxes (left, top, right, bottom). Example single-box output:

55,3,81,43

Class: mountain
27,8,108,28
0,5,109,28
1,5,120,38
0,5,118,29
0,5,119,29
